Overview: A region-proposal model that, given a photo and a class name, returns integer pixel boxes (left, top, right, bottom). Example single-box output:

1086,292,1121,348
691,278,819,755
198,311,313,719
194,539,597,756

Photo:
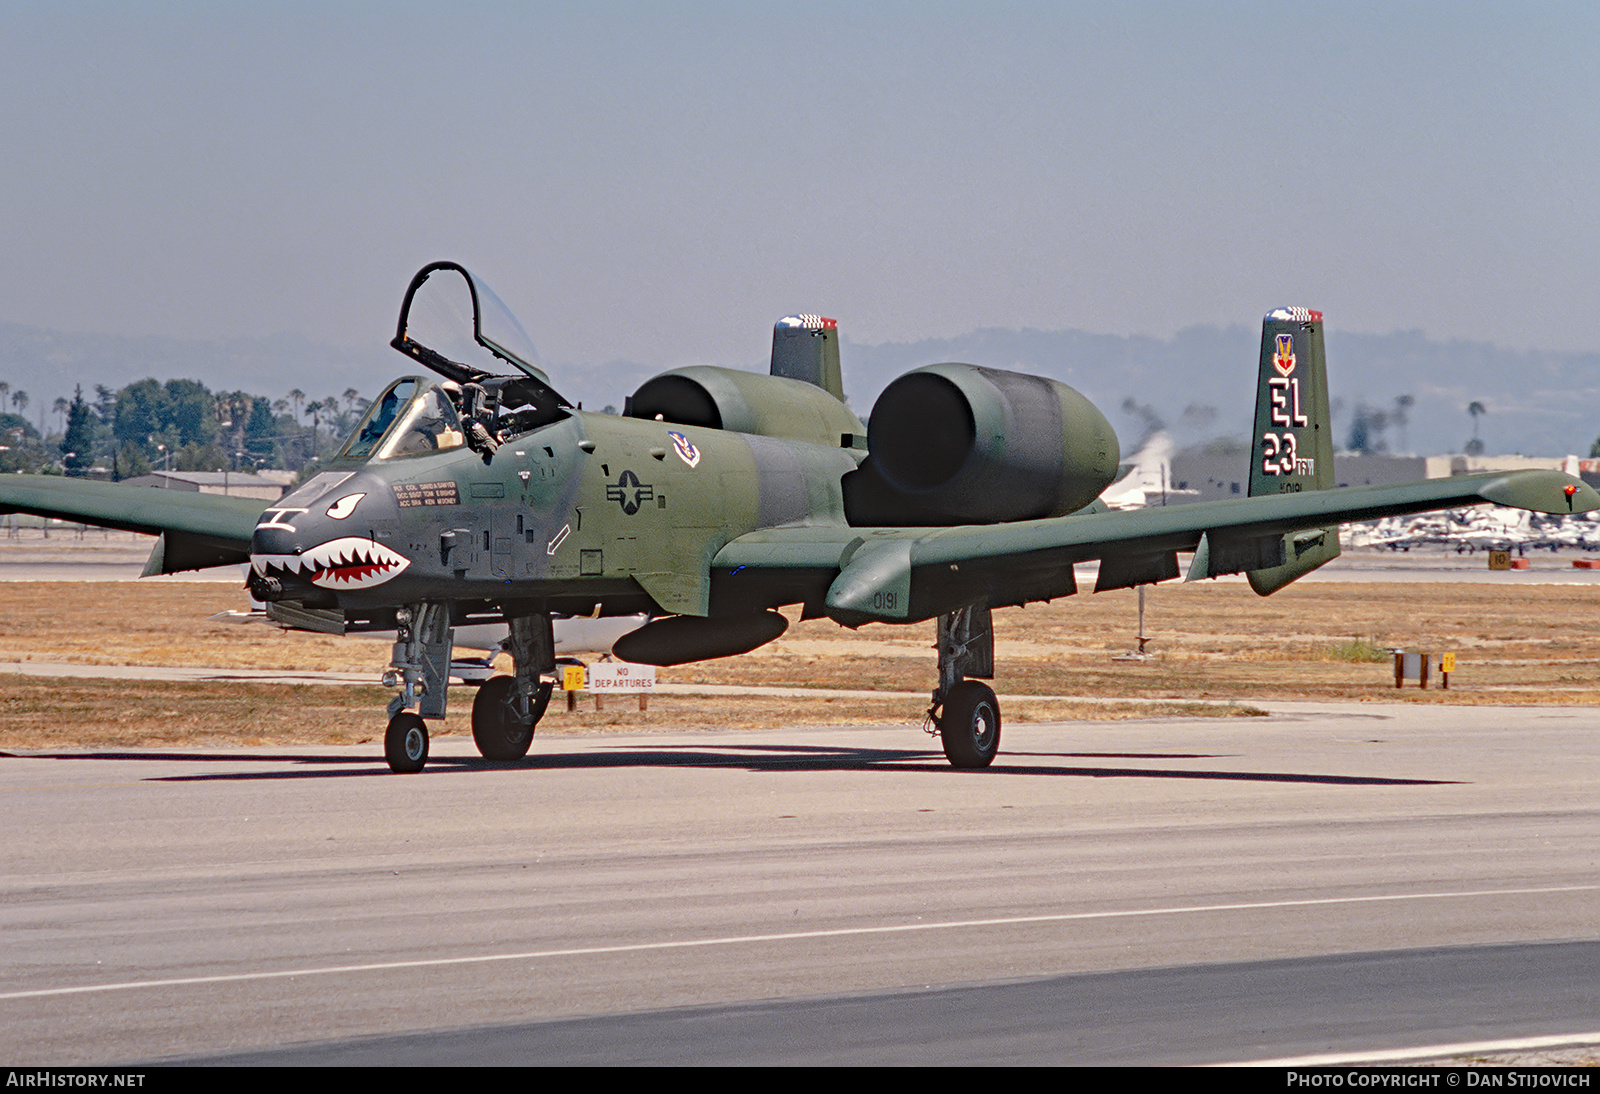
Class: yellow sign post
562,665,586,711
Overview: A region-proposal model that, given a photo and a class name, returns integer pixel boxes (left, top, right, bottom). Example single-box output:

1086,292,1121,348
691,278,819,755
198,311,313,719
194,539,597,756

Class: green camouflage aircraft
4,264,1594,772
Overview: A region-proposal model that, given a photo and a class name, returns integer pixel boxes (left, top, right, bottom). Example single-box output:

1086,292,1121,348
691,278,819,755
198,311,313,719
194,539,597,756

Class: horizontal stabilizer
1185,532,1285,581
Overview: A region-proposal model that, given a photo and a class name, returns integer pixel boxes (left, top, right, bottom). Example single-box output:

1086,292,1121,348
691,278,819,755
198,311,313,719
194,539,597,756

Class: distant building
1575,458,1600,492
118,470,286,501
1332,454,1431,487
1168,452,1584,505
1167,452,1249,502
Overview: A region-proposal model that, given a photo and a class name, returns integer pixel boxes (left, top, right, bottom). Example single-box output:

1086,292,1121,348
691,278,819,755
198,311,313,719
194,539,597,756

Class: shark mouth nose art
251,537,411,589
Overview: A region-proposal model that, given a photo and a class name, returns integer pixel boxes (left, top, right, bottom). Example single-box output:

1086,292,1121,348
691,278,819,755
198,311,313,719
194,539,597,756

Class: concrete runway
2,702,1597,1064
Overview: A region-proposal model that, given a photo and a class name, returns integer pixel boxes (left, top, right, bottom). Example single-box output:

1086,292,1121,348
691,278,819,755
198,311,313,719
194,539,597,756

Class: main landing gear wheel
940,680,1001,769
386,712,429,774
471,675,552,760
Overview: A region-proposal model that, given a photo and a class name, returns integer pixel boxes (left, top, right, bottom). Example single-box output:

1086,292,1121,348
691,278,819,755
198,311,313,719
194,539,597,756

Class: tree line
0,378,370,478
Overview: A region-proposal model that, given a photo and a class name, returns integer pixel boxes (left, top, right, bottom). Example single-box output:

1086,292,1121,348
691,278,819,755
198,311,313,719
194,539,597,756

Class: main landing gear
928,604,1000,768
471,675,552,760
383,604,556,773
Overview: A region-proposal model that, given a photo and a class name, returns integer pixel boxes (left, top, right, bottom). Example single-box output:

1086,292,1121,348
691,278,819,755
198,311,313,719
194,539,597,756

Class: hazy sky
2,1,1596,372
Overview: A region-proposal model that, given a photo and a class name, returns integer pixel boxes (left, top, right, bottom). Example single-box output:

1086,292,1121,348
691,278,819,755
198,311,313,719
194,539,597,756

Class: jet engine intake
858,363,1119,524
628,366,863,448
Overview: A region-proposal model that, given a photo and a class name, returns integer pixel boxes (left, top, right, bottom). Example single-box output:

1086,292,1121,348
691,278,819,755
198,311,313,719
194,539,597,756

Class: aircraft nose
251,523,299,558
248,476,413,595
248,476,366,571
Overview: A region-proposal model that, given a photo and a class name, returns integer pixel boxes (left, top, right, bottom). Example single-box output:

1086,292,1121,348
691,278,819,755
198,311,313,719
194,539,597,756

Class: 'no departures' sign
585,663,656,692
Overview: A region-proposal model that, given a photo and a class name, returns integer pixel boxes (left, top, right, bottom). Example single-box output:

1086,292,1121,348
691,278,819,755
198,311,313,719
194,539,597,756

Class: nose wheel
385,712,430,773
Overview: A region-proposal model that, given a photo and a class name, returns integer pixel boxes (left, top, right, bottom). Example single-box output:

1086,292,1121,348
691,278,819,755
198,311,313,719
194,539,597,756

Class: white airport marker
1220,1031,1600,1067
1,883,1594,1002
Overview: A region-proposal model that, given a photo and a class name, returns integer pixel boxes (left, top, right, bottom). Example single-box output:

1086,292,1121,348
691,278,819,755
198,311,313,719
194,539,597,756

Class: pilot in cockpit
441,380,501,457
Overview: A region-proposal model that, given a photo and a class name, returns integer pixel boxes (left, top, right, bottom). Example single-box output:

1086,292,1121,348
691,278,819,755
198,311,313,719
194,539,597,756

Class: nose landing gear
383,604,557,772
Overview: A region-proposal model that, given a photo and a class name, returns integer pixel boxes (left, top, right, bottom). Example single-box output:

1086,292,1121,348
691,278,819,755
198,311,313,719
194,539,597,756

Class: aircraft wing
0,474,263,574
715,469,1599,626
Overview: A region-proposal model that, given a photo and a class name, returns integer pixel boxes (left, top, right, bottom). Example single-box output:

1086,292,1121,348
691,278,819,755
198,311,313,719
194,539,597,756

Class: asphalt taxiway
1,701,1596,1064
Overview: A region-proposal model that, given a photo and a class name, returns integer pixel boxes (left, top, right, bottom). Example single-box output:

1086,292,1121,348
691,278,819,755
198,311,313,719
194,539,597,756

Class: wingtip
1478,470,1600,515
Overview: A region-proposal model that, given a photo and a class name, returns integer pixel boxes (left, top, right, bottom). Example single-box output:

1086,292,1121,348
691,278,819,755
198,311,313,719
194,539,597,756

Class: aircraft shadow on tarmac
13,744,1458,786
185,939,1600,1066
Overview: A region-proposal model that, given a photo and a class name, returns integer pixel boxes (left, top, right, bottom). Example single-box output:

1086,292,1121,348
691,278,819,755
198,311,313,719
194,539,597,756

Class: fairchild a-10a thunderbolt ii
4,263,1594,772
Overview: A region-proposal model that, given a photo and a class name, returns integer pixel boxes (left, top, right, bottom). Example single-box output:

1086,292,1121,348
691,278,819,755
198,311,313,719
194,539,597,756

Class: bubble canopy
391,262,565,404
338,377,467,461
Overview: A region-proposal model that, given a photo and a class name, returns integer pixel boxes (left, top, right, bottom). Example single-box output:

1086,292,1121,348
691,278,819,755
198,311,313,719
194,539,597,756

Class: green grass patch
1326,637,1391,663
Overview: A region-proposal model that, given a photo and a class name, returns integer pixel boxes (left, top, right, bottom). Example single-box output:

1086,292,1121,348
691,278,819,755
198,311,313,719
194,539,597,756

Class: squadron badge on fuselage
667,431,701,469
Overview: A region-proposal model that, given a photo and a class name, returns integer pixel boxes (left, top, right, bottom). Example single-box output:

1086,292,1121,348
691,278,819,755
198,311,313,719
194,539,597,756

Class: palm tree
1392,394,1414,453
323,396,343,441
12,388,35,435
1465,401,1487,456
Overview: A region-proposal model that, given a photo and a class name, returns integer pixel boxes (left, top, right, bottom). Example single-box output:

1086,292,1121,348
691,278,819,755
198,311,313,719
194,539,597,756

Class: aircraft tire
472,675,550,760
385,712,429,774
940,681,1000,769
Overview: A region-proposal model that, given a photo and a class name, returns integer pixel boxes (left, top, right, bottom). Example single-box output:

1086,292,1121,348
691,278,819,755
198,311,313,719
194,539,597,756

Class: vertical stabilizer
771,315,845,402
1246,307,1340,594
1250,307,1333,495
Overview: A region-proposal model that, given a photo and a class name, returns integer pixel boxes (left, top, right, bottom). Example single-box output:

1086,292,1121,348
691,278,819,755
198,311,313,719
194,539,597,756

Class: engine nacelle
628,366,864,448
857,362,1119,524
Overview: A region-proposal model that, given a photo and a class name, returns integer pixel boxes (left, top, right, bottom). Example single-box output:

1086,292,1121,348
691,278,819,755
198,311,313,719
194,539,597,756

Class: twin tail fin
1189,307,1341,593
1244,307,1339,593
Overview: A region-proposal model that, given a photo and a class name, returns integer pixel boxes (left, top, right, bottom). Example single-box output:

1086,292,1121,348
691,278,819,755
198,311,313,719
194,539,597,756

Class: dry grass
3,577,1599,748
0,582,386,673
0,677,395,748
0,678,1267,750
695,581,1600,705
